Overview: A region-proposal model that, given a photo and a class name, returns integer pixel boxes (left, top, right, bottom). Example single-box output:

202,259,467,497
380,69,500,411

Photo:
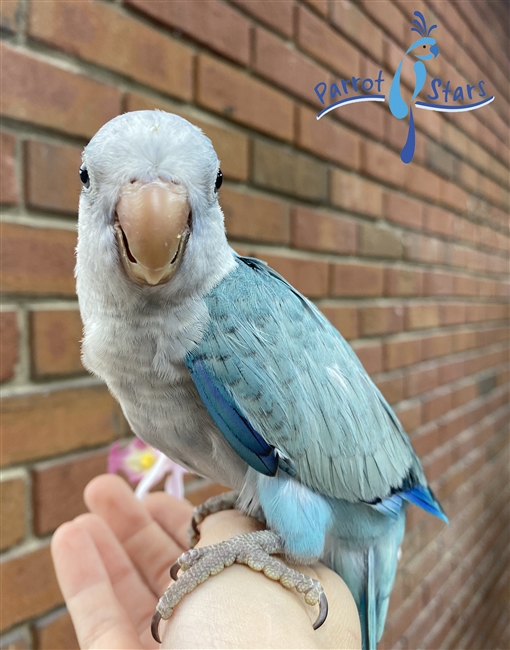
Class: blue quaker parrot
76,110,447,649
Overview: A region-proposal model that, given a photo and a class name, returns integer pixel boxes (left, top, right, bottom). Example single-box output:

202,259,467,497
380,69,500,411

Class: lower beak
114,180,191,286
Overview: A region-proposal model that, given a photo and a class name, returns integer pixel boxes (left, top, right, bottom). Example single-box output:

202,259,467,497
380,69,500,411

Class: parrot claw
151,610,162,644
169,561,180,581
187,490,240,548
313,592,329,630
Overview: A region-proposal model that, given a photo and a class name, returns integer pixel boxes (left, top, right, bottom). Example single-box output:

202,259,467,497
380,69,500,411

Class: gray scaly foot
186,490,240,549
151,530,328,643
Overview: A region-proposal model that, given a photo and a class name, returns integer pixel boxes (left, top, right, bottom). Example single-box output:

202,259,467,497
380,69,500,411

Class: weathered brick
395,401,422,432
297,6,360,79
424,271,455,296
406,303,440,330
358,0,406,45
255,253,329,298
25,140,82,214
29,1,193,100
0,311,19,382
0,132,19,204
125,93,249,182
318,304,359,340
404,233,446,264
384,336,422,370
352,341,384,375
385,267,423,297
330,0,384,61
291,207,357,254
406,365,439,398
1,386,127,467
221,187,290,244
32,450,108,535
0,545,62,631
30,309,84,378
361,141,402,187
360,305,404,336
331,262,385,297
411,423,440,457
231,0,293,38
254,29,327,106
297,106,360,168
126,0,250,65
252,139,328,201
33,609,79,650
440,303,466,326
0,477,25,551
197,55,294,142
1,44,121,138
424,206,455,238
422,332,454,360
302,0,328,16
423,389,453,423
359,223,403,259
1,223,76,296
331,170,383,219
1,0,18,32
384,192,424,230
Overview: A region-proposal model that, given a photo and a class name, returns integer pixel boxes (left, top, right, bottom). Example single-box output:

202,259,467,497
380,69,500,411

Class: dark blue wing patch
186,358,278,476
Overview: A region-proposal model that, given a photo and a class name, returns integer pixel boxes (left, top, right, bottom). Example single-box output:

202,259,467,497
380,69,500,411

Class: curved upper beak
114,180,191,286
430,44,439,58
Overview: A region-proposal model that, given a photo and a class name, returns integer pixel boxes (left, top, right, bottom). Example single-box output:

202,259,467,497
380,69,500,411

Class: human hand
51,474,361,649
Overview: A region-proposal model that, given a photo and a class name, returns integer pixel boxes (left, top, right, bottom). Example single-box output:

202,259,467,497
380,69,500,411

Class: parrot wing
185,254,441,509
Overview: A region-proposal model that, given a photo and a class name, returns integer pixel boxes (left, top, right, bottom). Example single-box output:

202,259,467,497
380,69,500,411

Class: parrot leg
151,530,328,643
186,490,240,548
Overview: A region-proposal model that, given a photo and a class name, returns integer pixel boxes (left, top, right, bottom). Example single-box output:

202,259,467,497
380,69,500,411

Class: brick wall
1,1,508,648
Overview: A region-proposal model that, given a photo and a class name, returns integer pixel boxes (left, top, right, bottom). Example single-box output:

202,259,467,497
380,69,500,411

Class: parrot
389,11,439,163
76,109,448,650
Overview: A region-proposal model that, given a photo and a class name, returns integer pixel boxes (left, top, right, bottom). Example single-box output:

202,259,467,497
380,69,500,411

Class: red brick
406,365,439,398
330,171,383,219
358,0,406,44
455,274,478,297
330,0,384,61
405,166,442,203
440,303,466,326
254,29,328,106
352,341,384,375
256,253,329,298
0,311,19,382
424,271,455,296
423,389,453,423
406,303,440,330
25,140,82,214
1,0,18,32
1,44,121,138
126,0,250,65
1,386,127,467
231,0,293,38
360,305,404,336
359,224,403,259
440,178,469,213
383,192,424,230
424,206,455,238
125,93,250,182
1,132,19,204
361,141,402,187
335,98,386,142
384,336,422,370
422,332,454,361
297,5,360,78
331,262,385,297
1,223,76,296
395,402,422,432
302,0,328,16
291,207,357,255
385,267,423,297
411,423,440,457
297,106,360,168
30,309,84,378
197,55,294,141
29,1,193,100
0,545,62,630
404,233,446,265
0,476,25,550
32,450,108,535
318,304,359,340
221,187,290,245
33,609,79,650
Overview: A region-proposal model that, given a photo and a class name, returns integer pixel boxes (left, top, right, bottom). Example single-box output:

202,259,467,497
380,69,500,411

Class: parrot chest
81,303,247,488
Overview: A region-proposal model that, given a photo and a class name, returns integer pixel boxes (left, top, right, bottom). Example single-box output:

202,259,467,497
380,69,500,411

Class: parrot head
76,111,233,309
406,36,439,60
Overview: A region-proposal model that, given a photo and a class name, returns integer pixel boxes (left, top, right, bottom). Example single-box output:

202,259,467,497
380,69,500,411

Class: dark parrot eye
79,167,90,188
215,169,223,192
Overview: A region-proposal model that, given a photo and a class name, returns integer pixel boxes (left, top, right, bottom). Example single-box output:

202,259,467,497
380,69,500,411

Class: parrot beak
114,180,191,286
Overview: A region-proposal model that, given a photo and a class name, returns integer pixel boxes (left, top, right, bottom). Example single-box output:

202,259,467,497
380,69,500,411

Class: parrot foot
186,490,240,548
152,530,328,644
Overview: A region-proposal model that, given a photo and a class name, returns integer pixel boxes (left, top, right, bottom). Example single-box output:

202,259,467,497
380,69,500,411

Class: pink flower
108,438,188,500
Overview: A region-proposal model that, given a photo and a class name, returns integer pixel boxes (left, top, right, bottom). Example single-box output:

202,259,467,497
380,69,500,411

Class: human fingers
143,490,193,550
75,513,158,647
84,474,183,596
51,521,143,650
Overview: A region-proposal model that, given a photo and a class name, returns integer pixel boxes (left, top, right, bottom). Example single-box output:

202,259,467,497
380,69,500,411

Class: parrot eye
423,45,426,48
215,169,223,192
79,167,90,188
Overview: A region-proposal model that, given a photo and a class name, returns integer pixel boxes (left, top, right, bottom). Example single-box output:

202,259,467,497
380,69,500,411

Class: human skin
51,474,362,649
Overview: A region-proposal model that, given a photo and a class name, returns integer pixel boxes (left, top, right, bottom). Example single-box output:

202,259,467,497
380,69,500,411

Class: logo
314,11,495,164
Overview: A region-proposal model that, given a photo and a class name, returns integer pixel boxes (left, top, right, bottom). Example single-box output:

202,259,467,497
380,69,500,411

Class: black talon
170,561,180,581
313,592,329,630
191,516,200,535
151,610,162,644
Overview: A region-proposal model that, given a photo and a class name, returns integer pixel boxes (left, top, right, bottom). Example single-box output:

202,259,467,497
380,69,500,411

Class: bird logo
389,11,439,163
